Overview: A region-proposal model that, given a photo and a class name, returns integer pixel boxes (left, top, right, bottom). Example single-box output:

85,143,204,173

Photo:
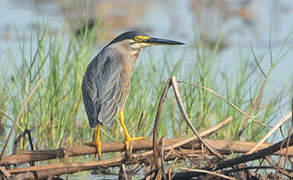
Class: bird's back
82,47,130,128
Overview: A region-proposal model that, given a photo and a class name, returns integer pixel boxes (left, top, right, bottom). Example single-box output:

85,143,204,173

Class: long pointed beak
145,37,184,46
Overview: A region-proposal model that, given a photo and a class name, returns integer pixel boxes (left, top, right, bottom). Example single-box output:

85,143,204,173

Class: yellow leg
119,110,145,151
94,123,102,160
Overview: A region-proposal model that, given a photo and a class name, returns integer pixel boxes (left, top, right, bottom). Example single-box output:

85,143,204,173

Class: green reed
0,22,291,156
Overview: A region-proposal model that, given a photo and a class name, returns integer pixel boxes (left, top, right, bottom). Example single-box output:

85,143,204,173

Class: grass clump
0,22,291,157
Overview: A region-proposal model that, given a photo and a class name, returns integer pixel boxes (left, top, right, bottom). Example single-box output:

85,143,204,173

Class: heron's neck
111,43,141,71
129,49,141,71
130,49,140,60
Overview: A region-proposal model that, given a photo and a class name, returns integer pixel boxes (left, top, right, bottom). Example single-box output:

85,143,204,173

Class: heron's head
107,31,184,52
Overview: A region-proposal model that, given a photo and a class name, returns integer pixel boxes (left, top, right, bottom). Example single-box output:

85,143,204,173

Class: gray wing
82,48,128,128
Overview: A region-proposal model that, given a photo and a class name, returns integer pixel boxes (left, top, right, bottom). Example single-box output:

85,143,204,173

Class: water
1,0,292,88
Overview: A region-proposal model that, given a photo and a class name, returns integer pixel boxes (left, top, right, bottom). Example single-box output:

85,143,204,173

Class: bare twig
128,163,141,177
153,80,171,172
118,164,129,180
222,166,293,174
273,155,282,179
0,117,233,166
279,101,293,177
247,111,292,154
165,117,233,160
284,100,293,163
265,156,293,179
238,69,271,137
2,138,292,167
182,168,236,180
137,110,146,132
0,109,23,131
174,166,293,179
214,134,293,171
0,167,10,178
171,76,224,160
13,128,35,154
160,137,167,180
5,137,293,179
0,79,42,161
177,80,250,119
168,157,178,179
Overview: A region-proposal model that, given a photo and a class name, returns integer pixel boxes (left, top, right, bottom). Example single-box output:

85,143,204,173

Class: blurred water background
1,0,293,92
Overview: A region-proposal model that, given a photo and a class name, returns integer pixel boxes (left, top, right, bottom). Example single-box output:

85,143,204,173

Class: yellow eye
134,36,142,42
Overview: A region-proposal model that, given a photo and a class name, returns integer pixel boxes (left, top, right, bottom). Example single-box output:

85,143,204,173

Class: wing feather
82,48,129,128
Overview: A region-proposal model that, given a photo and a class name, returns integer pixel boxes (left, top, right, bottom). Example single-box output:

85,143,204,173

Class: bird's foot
94,139,102,160
125,135,145,151
85,140,102,160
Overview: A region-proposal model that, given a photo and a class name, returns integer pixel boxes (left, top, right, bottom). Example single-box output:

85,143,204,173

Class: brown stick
238,70,270,137
4,138,293,169
0,109,23,132
1,116,232,166
171,76,224,160
0,167,10,178
0,79,42,160
153,80,171,172
177,80,250,119
160,137,167,180
172,135,293,179
214,134,293,171
265,156,293,178
247,111,292,154
182,168,236,180
165,117,232,153
4,138,293,179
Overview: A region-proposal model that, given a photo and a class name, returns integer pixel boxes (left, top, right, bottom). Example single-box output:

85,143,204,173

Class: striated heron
82,31,184,159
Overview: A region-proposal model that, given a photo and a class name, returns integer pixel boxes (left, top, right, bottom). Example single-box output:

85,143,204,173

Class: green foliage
2,21,99,150
0,22,291,154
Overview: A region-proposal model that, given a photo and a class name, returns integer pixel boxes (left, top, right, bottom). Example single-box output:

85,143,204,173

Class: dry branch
0,79,42,160
171,134,293,179
0,167,10,178
182,168,236,180
4,139,293,178
1,116,232,166
171,76,224,160
214,134,293,171
2,77,293,179
265,156,293,178
177,80,250,119
2,139,293,171
152,79,171,175
247,111,292,154
0,109,23,132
